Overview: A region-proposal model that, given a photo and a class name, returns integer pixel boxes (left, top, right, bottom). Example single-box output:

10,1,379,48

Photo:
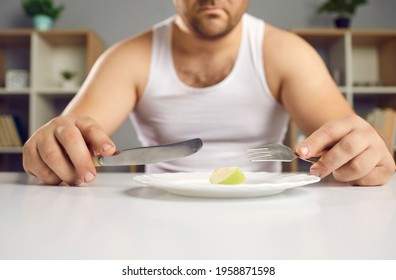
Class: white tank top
131,14,289,173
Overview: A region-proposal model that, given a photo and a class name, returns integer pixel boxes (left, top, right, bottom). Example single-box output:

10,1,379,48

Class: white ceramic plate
133,172,320,198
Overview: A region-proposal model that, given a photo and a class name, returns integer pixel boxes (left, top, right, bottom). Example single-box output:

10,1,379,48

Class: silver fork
246,143,320,163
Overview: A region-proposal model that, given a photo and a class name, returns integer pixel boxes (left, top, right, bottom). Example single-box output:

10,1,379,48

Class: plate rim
133,172,320,198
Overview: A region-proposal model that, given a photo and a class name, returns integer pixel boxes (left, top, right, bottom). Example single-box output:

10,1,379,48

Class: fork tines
246,147,274,162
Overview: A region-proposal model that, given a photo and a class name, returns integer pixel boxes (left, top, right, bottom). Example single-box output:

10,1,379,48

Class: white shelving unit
286,29,396,171
0,29,104,171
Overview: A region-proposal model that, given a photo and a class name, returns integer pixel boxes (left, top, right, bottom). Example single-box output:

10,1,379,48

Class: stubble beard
188,12,241,40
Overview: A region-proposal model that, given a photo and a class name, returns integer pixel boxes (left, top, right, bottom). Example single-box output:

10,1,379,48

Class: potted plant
22,0,65,30
317,0,368,28
60,70,79,89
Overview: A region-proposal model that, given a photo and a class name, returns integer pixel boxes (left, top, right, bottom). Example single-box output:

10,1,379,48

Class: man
22,0,395,186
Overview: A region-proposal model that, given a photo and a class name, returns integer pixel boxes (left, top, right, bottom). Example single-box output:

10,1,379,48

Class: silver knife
92,138,203,166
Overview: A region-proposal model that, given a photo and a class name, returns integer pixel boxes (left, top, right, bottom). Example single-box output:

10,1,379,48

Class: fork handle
300,157,320,163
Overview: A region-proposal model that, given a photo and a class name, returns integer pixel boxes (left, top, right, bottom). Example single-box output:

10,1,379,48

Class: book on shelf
0,114,23,148
366,107,396,153
0,117,7,146
0,116,11,146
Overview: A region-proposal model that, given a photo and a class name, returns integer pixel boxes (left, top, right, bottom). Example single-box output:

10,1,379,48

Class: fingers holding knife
23,116,116,186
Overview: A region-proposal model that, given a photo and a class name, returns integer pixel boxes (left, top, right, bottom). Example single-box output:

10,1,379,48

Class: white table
0,172,395,260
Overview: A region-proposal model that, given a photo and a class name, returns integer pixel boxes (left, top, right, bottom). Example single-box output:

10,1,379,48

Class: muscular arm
63,31,152,134
264,25,353,133
23,31,152,185
264,25,394,185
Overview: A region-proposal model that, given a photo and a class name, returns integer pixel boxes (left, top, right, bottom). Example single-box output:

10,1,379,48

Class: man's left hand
296,115,395,186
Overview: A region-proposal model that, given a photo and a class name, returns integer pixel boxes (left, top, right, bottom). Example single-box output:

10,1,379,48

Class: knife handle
92,156,102,167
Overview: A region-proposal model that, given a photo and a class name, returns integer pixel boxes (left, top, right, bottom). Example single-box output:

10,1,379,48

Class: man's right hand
22,116,116,186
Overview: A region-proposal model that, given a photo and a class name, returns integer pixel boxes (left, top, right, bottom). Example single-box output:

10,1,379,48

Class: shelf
36,88,78,95
292,28,346,45
36,29,99,46
0,88,30,95
351,30,396,45
294,29,396,44
0,147,23,154
351,31,396,87
352,87,396,94
0,29,104,171
0,29,31,46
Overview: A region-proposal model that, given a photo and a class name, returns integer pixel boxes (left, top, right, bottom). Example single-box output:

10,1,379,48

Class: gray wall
2,0,396,47
1,0,396,151
0,0,396,45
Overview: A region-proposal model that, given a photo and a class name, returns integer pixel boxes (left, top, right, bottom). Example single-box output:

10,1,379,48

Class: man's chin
194,28,230,40
192,19,231,39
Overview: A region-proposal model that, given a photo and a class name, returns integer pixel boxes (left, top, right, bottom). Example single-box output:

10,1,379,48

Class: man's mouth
198,5,224,15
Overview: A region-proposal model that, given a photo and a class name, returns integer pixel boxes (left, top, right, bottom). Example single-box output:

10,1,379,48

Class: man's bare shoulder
104,30,153,61
263,24,323,80
264,24,314,58
95,30,153,84
262,24,326,102
87,30,153,98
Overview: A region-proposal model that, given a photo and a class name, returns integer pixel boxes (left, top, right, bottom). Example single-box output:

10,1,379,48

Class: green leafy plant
317,0,368,17
60,70,77,80
22,0,65,20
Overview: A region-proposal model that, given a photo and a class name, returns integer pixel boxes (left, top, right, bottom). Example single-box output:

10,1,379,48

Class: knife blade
92,138,203,166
